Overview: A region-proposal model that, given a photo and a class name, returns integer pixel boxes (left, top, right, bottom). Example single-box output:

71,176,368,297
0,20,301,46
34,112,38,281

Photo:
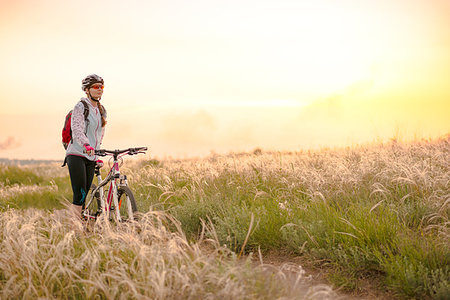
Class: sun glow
0,0,449,159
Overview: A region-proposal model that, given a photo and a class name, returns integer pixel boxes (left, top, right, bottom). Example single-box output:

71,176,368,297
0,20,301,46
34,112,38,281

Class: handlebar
95,147,148,157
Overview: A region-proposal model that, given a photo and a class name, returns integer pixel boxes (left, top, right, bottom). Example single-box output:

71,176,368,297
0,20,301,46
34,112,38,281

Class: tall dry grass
1,135,448,299
0,208,337,299
127,135,449,299
131,136,449,245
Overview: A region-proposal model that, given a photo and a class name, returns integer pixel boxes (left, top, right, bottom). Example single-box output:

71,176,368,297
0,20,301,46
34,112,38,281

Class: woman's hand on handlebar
96,159,104,168
83,144,95,156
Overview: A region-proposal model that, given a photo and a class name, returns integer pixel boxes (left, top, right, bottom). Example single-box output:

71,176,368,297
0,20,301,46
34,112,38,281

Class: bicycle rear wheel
115,186,137,221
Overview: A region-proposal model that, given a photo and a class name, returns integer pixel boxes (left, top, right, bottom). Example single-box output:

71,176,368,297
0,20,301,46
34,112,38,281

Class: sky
0,0,449,160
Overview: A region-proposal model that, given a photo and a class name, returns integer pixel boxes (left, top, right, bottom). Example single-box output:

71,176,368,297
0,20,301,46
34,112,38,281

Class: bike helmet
81,74,104,91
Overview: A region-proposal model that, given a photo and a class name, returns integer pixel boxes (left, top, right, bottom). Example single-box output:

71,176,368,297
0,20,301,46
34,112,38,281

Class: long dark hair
98,103,107,127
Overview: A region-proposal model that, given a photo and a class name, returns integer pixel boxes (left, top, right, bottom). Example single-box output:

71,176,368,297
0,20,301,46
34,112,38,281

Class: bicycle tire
115,186,138,221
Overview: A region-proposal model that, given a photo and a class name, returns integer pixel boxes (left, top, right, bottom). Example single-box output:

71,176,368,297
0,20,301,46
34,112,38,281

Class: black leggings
66,155,96,206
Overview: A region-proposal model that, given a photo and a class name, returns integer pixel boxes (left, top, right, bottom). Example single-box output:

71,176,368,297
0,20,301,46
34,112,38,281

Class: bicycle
82,147,147,222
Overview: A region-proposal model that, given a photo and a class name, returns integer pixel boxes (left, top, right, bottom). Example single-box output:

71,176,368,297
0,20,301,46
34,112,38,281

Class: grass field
1,135,449,299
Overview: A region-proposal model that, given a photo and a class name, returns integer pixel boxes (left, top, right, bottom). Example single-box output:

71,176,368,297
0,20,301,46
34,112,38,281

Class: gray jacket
65,98,106,161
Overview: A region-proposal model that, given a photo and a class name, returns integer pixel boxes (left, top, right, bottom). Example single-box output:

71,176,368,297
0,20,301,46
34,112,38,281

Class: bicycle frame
83,158,120,221
82,147,147,222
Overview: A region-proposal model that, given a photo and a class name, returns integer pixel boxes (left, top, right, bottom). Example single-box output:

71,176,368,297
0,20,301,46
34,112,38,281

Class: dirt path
258,250,396,300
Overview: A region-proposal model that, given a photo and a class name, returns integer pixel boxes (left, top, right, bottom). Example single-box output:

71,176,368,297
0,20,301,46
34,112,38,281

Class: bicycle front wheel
116,186,138,221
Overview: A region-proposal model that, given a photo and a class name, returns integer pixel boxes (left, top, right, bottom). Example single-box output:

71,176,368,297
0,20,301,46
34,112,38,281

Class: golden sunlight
0,0,448,159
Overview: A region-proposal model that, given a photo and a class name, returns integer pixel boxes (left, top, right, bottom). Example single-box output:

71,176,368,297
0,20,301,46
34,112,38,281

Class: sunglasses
90,84,104,90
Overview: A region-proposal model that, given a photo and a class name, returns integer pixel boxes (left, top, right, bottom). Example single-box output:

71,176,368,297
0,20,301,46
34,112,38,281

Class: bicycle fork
96,172,106,216
106,180,122,222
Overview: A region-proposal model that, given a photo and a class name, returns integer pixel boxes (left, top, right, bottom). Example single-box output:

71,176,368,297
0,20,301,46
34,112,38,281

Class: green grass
0,164,71,210
1,190,65,210
0,165,46,186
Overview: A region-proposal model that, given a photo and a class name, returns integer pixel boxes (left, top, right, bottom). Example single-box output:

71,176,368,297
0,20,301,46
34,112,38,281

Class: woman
66,74,107,217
